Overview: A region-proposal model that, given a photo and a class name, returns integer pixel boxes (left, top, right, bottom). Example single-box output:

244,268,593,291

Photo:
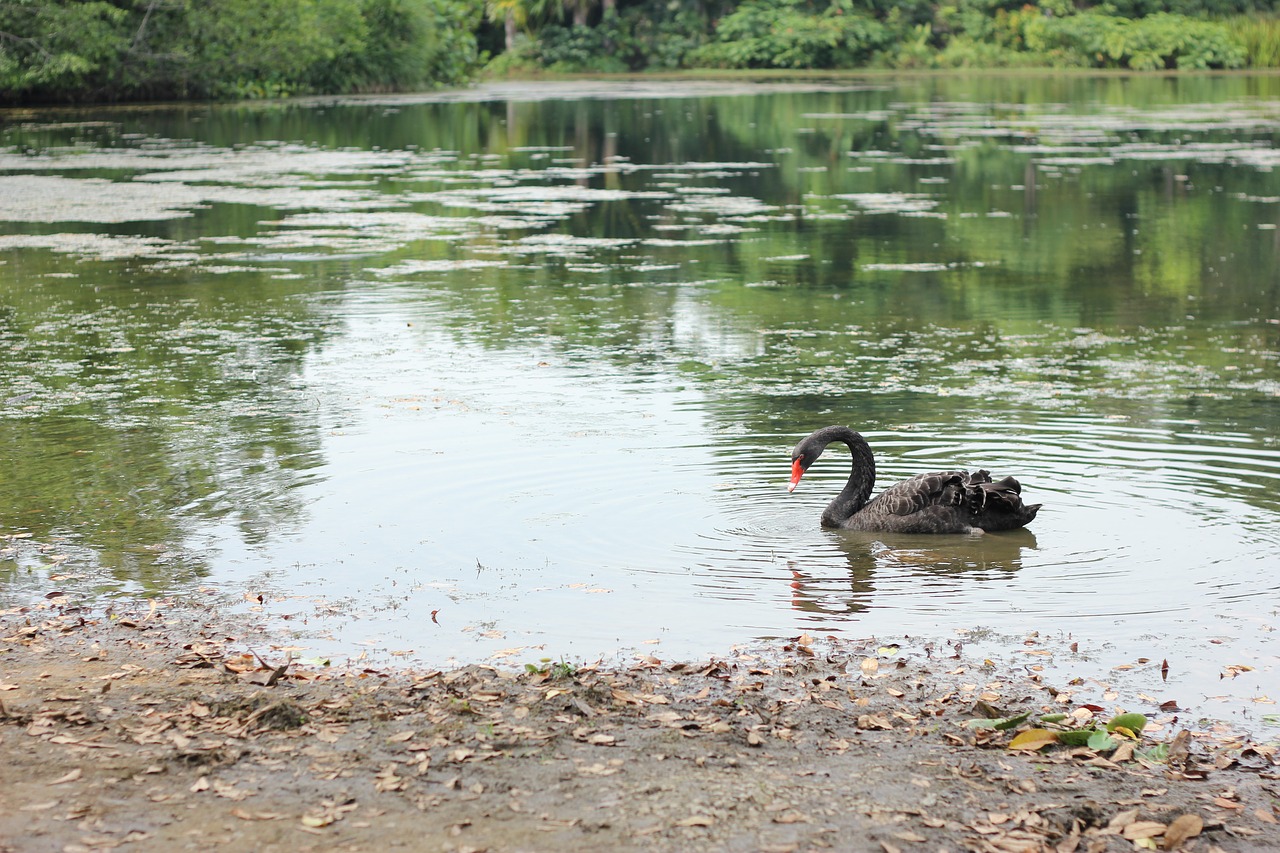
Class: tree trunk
505,10,517,51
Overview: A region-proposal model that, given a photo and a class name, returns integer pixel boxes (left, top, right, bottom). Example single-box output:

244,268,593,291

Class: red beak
788,458,805,493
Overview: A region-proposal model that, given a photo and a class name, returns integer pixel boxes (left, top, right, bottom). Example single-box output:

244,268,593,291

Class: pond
1,76,1278,729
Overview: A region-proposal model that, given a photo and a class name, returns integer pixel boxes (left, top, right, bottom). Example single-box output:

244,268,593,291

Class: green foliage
525,658,577,678
932,35,1051,67
0,0,129,99
615,2,722,70
1025,11,1248,69
0,0,481,103
2,0,1276,100
179,0,366,98
1225,15,1280,67
690,0,891,69
522,17,630,73
1101,0,1271,16
315,0,483,92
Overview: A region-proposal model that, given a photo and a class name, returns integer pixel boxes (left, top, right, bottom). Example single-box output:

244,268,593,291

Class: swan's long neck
820,428,876,528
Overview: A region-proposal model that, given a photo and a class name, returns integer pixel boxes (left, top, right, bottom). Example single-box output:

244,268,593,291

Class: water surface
2,77,1278,728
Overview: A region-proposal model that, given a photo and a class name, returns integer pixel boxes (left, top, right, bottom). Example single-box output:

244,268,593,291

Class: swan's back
845,469,1039,534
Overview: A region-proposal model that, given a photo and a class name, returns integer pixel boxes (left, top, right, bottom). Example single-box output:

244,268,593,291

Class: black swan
788,425,1041,534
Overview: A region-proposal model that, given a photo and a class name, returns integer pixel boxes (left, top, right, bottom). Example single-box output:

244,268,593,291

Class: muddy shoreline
1,595,1277,853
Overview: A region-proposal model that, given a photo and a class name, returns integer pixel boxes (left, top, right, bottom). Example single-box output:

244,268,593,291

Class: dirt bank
1,596,1277,853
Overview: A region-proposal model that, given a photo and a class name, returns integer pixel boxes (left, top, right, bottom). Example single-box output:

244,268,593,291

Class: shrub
1025,11,1247,70
691,0,891,69
529,21,630,73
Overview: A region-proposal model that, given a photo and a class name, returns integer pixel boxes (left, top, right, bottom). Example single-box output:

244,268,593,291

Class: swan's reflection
788,528,1039,616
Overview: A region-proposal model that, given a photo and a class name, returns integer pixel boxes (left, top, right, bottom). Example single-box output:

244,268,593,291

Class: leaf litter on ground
0,593,1278,851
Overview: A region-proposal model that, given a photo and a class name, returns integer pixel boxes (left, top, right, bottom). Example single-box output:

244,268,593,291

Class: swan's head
788,436,823,492
789,426,853,492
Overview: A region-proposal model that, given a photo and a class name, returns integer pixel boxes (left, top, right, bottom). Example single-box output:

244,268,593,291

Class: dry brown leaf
1105,808,1140,833
1162,813,1203,849
313,724,345,744
1121,820,1167,840
578,762,620,776
213,779,252,801
49,768,82,785
856,714,893,731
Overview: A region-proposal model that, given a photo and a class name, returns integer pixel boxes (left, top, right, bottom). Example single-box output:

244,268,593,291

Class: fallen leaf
213,779,251,801
1008,729,1058,751
1162,813,1202,849
1121,820,1166,841
1105,808,1140,833
856,714,892,731
50,768,82,785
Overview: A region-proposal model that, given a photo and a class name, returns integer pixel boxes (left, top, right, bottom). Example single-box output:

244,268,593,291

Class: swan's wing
873,471,968,517
974,474,1025,511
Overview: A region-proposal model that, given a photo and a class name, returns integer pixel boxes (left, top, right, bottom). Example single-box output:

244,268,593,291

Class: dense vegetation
490,0,1279,74
1,0,1278,103
0,0,482,102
